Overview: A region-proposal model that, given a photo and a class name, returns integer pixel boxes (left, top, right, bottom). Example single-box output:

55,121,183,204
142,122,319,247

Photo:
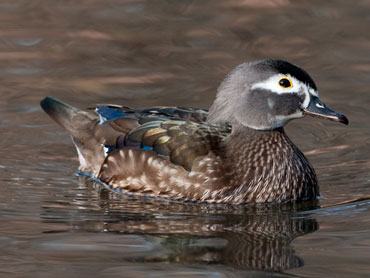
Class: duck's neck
223,125,318,203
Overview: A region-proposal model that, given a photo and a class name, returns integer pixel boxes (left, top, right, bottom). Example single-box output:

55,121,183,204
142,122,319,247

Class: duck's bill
303,96,349,125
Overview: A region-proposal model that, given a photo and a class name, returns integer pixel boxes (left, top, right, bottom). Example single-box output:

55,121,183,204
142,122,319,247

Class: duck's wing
93,104,230,169
96,108,231,169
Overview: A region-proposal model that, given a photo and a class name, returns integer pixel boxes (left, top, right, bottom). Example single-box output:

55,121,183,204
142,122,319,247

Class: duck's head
207,59,348,130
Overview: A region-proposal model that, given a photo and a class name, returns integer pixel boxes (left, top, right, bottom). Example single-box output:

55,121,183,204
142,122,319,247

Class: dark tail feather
40,97,105,175
41,97,75,126
41,97,93,139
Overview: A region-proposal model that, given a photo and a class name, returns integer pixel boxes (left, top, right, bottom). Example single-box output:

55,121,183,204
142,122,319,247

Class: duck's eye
278,78,293,88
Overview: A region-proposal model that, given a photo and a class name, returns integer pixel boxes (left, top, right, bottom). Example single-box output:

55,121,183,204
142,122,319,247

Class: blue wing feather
95,106,130,123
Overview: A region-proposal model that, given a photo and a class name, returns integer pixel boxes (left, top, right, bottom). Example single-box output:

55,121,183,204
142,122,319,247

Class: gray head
207,59,348,130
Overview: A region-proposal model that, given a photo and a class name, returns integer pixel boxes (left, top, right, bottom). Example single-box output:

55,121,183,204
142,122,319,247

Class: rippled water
1,1,370,277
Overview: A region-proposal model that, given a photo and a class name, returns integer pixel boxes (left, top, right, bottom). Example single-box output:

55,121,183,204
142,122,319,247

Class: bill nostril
315,102,325,108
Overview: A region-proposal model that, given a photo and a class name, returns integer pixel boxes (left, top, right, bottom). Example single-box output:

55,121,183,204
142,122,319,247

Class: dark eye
279,78,293,88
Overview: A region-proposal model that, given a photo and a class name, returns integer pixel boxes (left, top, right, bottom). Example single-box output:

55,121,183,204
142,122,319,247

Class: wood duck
41,59,348,204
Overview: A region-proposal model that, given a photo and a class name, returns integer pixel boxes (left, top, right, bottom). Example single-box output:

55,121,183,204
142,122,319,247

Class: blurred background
0,1,369,277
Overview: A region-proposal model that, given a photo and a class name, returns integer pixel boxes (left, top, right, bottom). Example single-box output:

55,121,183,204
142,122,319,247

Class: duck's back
94,104,231,170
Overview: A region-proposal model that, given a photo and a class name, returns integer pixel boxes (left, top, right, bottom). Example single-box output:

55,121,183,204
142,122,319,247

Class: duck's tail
40,97,105,176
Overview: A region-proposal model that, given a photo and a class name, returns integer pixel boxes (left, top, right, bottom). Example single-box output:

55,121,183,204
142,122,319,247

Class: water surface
1,1,370,277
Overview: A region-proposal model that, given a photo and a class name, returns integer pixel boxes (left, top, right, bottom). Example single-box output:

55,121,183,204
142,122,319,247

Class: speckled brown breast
221,127,318,203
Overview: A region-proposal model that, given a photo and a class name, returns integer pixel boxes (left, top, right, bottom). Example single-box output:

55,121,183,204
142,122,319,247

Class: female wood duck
41,59,348,204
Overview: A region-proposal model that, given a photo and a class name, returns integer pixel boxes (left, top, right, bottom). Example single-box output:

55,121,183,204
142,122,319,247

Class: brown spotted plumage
41,59,348,204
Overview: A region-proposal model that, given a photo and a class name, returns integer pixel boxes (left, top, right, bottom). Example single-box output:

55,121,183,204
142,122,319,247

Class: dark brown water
1,1,370,277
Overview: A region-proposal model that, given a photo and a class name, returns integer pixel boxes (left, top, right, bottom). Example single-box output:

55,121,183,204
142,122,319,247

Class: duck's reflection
94,179,318,272
41,177,318,272
111,209,317,272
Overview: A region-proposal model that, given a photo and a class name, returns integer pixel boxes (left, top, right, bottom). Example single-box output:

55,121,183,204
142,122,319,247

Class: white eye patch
251,74,318,109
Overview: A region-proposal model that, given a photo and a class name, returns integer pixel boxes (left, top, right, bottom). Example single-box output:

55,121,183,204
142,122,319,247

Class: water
1,1,370,277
